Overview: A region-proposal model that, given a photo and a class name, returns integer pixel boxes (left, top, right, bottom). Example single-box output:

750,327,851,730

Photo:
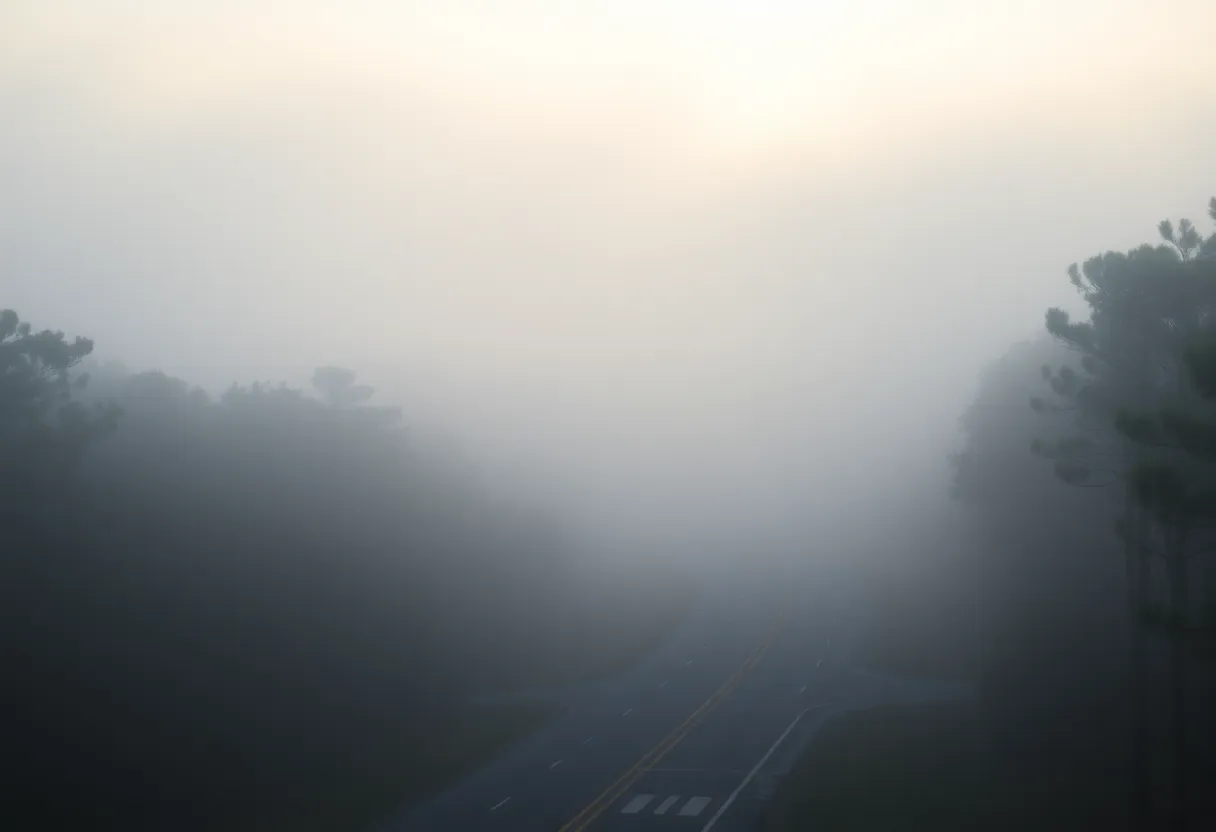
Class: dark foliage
1,309,692,830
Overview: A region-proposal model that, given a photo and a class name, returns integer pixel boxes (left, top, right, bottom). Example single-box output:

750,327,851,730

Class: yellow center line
556,614,787,832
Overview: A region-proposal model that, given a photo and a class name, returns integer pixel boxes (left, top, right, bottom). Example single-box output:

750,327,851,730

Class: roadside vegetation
1,315,694,830
763,700,1132,832
771,199,1216,831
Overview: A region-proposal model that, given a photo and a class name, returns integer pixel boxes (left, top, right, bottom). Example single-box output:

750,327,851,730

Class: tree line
0,316,693,828
949,198,1216,830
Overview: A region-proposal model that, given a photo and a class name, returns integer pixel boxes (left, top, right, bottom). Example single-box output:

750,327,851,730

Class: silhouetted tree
1025,200,1216,831
0,308,117,499
2,308,693,829
311,365,374,408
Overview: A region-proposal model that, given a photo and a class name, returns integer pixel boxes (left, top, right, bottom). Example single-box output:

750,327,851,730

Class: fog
5,3,1216,829
5,1,1214,566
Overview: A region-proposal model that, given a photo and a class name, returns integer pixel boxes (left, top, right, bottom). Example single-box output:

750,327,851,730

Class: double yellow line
557,615,787,832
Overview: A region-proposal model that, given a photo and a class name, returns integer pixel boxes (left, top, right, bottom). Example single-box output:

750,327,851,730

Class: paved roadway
374,559,872,832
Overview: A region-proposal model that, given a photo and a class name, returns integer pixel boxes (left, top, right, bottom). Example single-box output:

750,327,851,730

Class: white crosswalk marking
620,794,655,814
678,796,712,817
653,795,680,815
620,793,713,818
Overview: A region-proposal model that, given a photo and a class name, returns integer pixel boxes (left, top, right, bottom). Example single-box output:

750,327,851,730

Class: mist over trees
8,191,1216,829
947,198,1216,829
1,311,691,828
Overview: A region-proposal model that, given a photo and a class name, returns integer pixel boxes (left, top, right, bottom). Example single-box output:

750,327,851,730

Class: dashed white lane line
799,685,806,695
549,759,563,770
659,679,669,689
583,736,595,746
490,797,510,811
622,708,633,717
685,659,694,666
816,657,823,667
654,795,680,815
620,794,655,814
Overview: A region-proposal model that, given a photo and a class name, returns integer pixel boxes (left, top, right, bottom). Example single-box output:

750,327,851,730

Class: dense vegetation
11,194,1216,830
963,200,1216,830
763,700,1130,832
1,320,694,830
773,199,1216,832
847,198,1216,831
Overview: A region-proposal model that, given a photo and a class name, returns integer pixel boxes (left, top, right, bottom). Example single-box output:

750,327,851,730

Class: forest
1,328,692,828
6,199,1216,830
877,197,1216,830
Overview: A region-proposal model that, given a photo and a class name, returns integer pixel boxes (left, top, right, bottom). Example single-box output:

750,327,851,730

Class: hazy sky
4,1,1215,557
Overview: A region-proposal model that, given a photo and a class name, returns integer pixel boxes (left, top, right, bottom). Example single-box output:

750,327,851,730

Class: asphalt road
375,559,863,832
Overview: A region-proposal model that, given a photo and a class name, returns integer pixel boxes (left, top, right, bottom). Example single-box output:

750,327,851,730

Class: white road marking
659,679,669,688
622,708,633,717
621,794,655,814
654,795,681,815
685,659,694,666
583,736,595,746
549,759,563,770
490,797,511,811
799,685,806,695
816,657,823,667
700,706,825,831
679,796,712,817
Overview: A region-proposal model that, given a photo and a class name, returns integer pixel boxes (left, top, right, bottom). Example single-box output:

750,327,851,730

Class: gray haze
4,1,1216,566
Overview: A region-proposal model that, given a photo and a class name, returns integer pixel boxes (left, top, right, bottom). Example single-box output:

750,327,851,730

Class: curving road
373,559,914,832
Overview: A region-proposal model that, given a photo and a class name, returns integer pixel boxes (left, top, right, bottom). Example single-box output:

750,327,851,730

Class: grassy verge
217,582,696,831
763,699,1139,832
12,694,561,832
221,700,561,832
765,701,1060,831
234,583,696,830
13,576,695,831
763,702,994,831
